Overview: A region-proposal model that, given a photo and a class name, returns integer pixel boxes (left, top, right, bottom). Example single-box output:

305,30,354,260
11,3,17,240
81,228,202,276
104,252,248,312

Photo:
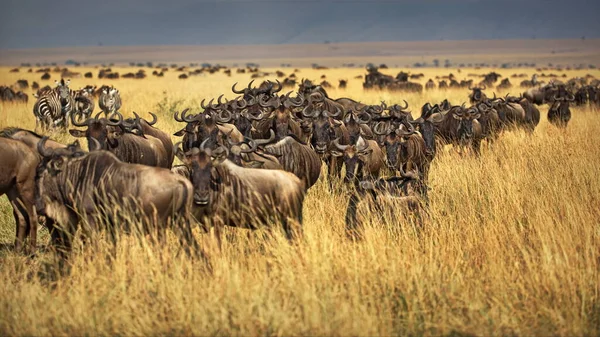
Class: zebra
98,86,122,116
32,79,75,130
72,86,95,120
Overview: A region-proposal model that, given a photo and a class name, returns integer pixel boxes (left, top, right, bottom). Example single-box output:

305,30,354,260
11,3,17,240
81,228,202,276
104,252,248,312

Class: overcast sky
1,0,599,49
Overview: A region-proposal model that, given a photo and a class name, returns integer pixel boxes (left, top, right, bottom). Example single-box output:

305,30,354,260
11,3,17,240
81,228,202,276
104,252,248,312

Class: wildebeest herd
0,67,597,262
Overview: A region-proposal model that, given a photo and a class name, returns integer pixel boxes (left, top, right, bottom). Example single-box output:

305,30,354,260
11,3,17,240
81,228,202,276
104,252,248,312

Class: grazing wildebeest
68,112,169,168
425,79,436,90
36,138,204,259
496,78,512,91
331,136,384,183
345,168,426,240
0,138,39,254
175,142,305,244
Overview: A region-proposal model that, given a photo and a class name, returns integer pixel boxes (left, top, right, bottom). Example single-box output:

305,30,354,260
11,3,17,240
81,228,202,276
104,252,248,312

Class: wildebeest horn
217,94,225,106
289,93,304,107
326,105,342,118
357,112,371,124
181,108,197,123
253,129,275,146
232,82,245,94
272,79,282,93
370,103,384,115
37,136,54,157
215,109,233,124
399,100,409,110
332,138,349,151
373,121,389,135
302,105,318,118
174,109,186,122
199,138,210,151
233,96,247,109
106,111,123,126
200,98,208,110
71,112,91,127
397,121,415,137
258,94,271,108
247,79,255,90
480,84,486,90
89,137,101,151
146,112,158,125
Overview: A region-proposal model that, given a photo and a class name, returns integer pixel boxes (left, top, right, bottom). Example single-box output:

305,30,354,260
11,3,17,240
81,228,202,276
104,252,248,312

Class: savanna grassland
0,65,599,336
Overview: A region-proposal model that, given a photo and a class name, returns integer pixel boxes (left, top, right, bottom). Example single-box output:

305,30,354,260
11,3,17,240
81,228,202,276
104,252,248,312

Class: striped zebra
72,86,95,120
32,79,75,130
98,86,122,116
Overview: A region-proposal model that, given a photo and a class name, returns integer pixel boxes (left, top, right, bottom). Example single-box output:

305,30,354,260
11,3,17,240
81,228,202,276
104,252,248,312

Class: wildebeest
261,135,322,190
548,94,574,128
173,108,244,152
496,78,512,91
425,79,436,90
468,85,487,105
175,142,305,243
338,79,347,89
0,137,39,254
36,138,203,259
435,104,483,154
124,112,175,167
345,168,426,240
331,136,384,183
68,112,170,168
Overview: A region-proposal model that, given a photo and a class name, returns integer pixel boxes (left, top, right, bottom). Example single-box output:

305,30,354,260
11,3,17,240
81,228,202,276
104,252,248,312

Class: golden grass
1,66,599,336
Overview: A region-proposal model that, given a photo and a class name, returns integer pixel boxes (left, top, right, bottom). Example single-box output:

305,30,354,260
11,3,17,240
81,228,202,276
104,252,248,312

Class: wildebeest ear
173,129,186,137
69,129,86,138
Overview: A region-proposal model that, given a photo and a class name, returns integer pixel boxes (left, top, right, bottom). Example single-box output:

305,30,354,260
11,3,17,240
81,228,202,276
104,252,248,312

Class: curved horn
200,98,208,110
232,82,245,94
199,138,210,151
71,111,92,127
89,137,101,151
146,112,158,125
399,99,409,110
180,108,196,123
327,104,342,118
258,94,271,108
272,79,282,93
302,105,318,118
233,96,247,109
253,129,276,146
106,111,123,126
357,112,372,124
37,136,54,157
289,93,305,107
332,138,349,151
397,121,416,137
373,121,390,135
216,109,233,124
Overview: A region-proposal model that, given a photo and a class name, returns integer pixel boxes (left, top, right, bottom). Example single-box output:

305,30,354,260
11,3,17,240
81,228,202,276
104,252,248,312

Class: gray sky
1,0,599,49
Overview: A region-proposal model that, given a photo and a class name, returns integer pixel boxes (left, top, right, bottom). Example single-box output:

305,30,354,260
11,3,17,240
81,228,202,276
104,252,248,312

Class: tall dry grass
0,66,599,336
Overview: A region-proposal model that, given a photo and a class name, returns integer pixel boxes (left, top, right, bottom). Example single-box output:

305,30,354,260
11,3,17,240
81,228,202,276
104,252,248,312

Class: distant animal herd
1,64,598,262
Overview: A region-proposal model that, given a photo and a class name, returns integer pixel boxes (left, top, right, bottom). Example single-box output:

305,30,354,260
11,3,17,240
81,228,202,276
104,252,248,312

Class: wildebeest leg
345,193,363,240
473,139,481,156
7,189,28,253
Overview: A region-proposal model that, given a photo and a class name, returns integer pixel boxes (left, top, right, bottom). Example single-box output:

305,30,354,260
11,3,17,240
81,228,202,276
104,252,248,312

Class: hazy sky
1,0,599,49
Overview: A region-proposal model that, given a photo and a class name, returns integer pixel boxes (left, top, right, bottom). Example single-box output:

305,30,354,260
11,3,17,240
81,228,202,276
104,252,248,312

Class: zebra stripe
32,84,75,129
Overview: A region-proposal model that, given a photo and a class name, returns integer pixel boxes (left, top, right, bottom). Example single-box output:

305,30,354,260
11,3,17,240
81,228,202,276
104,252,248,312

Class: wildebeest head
374,120,416,170
331,136,373,182
451,105,480,141
37,136,85,175
468,85,487,104
269,92,304,140
174,108,229,151
343,109,371,145
175,140,227,206
302,100,343,154
411,103,439,156
68,112,123,150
